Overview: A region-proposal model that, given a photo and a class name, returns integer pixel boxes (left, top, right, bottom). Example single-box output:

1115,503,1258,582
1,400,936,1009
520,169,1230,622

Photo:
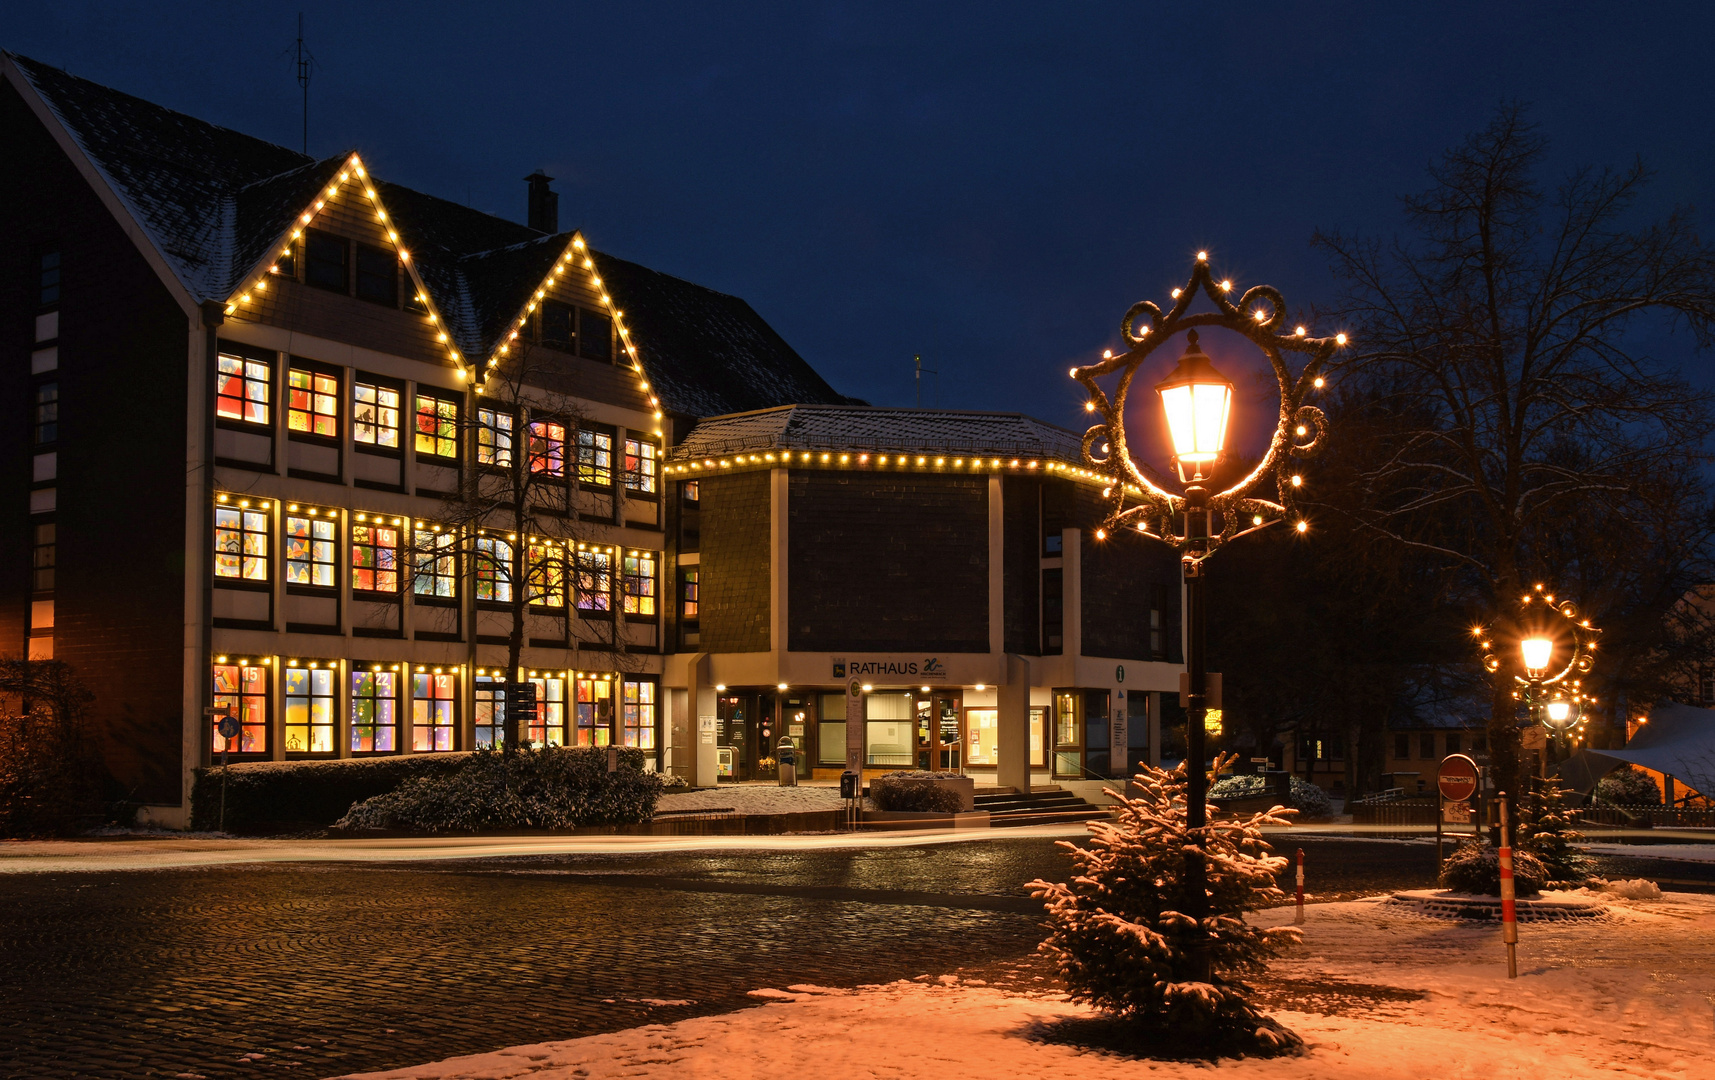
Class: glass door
717,694,751,780
916,692,963,772
937,695,962,772
916,694,934,770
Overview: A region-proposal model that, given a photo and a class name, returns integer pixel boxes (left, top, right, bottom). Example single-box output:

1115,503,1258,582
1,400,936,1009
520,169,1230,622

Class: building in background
0,53,1179,824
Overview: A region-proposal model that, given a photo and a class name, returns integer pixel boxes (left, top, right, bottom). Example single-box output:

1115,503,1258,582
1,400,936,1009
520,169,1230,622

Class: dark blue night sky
7,2,1714,437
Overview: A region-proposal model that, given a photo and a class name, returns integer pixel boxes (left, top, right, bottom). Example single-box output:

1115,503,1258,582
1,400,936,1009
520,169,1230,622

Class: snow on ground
0,823,1087,874
1582,842,1715,863
658,783,847,815
341,892,1715,1080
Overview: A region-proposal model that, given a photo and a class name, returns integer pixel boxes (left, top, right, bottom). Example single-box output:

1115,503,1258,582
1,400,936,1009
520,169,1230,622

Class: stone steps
973,787,1107,828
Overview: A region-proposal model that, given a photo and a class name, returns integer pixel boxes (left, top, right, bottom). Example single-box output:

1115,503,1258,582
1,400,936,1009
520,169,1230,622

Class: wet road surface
2,834,1707,1078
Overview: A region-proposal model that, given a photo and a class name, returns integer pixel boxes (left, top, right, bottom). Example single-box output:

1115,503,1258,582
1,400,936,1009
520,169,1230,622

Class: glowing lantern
1521,636,1554,674
1155,330,1235,481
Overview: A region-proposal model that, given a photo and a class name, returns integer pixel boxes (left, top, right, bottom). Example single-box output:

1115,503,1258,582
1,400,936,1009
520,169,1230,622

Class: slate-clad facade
2,54,1183,822
658,405,1184,800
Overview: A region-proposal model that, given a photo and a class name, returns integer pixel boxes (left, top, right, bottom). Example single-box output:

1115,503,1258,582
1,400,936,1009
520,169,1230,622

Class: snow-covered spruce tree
1027,758,1302,1057
1517,780,1592,889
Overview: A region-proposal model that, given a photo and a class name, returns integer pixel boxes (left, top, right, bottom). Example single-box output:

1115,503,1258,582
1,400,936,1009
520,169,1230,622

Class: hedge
335,746,662,833
871,771,966,814
190,753,470,833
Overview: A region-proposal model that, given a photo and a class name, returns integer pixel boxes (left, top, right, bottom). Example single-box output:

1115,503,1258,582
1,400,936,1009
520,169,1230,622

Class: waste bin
776,736,798,787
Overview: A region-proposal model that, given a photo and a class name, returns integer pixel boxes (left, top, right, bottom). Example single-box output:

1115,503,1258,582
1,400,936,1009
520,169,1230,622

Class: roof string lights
658,453,1138,494
480,232,659,437
225,153,463,374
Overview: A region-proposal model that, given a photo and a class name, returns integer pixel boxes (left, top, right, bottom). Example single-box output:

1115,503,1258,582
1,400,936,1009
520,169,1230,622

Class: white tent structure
1556,702,1715,800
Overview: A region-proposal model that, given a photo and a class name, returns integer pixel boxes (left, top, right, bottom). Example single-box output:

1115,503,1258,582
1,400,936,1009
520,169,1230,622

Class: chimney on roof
525,171,559,233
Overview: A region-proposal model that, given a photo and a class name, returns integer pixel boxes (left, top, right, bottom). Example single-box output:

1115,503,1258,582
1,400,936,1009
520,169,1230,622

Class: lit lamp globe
1520,636,1554,675
1543,698,1575,731
1154,329,1235,487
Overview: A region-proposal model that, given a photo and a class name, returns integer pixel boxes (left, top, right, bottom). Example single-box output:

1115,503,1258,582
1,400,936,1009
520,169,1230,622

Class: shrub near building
336,746,663,834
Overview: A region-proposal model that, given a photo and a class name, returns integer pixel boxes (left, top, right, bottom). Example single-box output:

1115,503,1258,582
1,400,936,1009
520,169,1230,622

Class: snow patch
335,893,1715,1080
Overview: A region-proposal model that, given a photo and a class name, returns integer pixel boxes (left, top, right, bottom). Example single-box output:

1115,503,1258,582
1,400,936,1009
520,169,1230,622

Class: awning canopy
1555,702,1715,797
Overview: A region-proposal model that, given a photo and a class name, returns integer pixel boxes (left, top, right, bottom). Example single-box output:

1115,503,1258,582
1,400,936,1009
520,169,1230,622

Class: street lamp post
1071,253,1343,980
1476,584,1601,808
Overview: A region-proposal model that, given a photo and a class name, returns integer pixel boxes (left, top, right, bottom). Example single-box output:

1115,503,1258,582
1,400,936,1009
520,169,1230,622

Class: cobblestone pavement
3,835,1708,1079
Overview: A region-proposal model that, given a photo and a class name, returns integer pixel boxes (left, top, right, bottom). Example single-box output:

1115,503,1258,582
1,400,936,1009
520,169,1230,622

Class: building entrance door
717,694,752,780
915,692,963,772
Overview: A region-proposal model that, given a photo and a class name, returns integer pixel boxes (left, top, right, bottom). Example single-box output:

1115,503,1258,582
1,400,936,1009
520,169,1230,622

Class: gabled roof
670,405,1084,461
9,53,312,300
3,52,850,422
589,253,855,418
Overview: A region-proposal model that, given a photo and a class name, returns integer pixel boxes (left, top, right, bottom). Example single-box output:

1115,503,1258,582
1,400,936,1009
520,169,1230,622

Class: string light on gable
481,231,660,435
224,153,463,376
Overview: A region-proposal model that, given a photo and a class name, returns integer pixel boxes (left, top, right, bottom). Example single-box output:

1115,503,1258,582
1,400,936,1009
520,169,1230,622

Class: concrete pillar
1147,690,1162,767
997,653,1031,793
685,652,719,787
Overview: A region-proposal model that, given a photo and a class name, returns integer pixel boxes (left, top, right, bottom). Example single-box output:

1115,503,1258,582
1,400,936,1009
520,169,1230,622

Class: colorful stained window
212,663,268,754
415,394,459,459
574,674,614,747
477,408,514,467
623,438,658,494
350,668,398,753
285,514,336,587
475,676,506,749
412,671,457,751
216,353,271,425
287,367,338,437
574,549,611,612
576,429,612,487
622,679,656,750
353,381,401,448
412,527,457,598
530,676,566,746
527,543,565,608
681,568,699,619
284,664,336,754
622,552,656,616
33,382,58,444
528,421,565,476
351,519,400,593
682,480,699,504
475,537,513,603
214,502,270,581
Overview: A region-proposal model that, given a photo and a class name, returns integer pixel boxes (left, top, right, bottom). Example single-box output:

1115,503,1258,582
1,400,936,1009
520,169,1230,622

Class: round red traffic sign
1437,754,1480,802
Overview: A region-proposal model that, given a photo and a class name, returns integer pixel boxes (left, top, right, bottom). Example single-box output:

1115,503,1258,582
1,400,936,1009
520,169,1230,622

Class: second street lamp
1476,584,1602,801
1071,252,1344,980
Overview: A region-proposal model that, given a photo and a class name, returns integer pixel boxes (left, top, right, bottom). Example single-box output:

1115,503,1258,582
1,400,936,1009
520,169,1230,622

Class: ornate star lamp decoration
1070,251,1344,557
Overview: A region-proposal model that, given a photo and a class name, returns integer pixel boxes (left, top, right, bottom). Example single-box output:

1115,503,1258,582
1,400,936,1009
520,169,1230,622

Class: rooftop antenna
293,13,314,155
913,354,939,409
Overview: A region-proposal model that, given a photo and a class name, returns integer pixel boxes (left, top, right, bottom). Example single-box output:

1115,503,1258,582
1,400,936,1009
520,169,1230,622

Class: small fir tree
1516,779,1592,889
1028,758,1302,1057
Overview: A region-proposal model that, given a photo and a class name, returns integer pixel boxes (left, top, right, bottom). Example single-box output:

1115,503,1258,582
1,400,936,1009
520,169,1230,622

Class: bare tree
1315,105,1715,798
414,343,640,751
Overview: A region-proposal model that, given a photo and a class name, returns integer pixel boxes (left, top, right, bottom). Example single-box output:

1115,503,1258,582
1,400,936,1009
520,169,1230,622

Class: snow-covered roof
3,53,850,420
1557,702,1715,796
670,405,1085,461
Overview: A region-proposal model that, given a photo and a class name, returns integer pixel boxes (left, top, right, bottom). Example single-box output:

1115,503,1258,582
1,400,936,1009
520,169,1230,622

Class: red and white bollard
1498,794,1518,979
1294,847,1305,925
